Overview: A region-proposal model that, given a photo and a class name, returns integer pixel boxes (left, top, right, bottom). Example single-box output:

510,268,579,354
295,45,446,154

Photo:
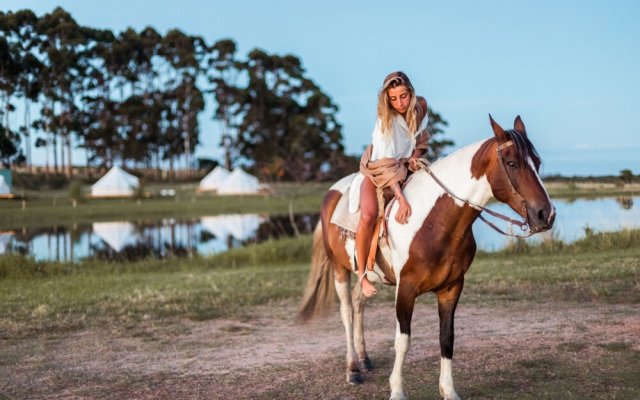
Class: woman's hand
408,157,421,172
395,195,412,224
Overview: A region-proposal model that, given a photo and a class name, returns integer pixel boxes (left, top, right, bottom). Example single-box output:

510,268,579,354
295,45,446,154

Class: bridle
489,131,532,237
415,132,536,238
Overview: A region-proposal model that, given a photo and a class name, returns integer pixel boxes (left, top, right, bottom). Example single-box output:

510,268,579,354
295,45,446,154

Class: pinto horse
299,116,555,400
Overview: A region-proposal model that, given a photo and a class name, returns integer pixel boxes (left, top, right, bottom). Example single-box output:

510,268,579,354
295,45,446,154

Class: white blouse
348,113,429,213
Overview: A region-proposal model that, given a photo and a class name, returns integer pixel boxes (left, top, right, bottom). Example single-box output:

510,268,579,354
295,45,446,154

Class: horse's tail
297,221,335,322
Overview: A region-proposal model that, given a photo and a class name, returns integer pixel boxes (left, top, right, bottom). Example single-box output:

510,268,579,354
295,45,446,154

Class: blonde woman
350,71,430,297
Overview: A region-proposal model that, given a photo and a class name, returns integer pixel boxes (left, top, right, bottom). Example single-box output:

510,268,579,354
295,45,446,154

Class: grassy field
1,230,639,399
543,180,640,199
0,235,313,336
1,229,639,336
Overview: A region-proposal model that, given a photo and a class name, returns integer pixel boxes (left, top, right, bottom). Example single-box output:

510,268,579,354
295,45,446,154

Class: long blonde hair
377,71,419,137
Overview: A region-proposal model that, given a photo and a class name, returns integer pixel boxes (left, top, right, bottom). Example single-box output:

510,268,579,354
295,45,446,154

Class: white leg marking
439,357,461,400
335,279,358,382
389,323,410,400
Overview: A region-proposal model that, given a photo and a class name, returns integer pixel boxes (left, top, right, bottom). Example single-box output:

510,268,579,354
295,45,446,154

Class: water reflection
1,196,639,261
2,213,319,263
93,222,138,252
472,195,640,251
0,232,13,253
616,196,633,210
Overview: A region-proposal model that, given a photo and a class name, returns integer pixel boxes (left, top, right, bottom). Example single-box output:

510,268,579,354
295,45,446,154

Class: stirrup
358,269,383,284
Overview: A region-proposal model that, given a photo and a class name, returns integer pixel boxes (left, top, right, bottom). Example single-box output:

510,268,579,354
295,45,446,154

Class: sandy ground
1,300,639,399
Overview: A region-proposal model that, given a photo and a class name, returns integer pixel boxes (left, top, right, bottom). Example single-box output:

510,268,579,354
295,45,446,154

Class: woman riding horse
300,112,555,399
352,71,430,298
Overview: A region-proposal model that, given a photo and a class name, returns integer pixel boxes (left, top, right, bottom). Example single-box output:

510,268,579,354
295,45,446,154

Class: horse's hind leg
334,268,362,384
351,280,373,371
437,280,464,400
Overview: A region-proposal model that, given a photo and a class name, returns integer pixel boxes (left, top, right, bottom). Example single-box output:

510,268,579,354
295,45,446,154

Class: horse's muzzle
528,202,556,232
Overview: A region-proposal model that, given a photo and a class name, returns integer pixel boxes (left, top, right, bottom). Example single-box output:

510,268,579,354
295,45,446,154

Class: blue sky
4,0,640,176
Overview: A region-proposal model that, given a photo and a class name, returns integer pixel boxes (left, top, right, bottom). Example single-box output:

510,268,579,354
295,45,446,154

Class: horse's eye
507,161,517,168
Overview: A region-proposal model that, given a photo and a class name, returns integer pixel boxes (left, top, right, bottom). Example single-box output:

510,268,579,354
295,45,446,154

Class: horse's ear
514,115,527,137
489,114,508,142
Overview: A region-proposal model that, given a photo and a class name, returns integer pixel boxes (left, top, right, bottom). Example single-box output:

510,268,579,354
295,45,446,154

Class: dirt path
2,300,639,399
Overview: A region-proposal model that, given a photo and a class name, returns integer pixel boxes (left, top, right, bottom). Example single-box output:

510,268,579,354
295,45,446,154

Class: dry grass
1,230,639,399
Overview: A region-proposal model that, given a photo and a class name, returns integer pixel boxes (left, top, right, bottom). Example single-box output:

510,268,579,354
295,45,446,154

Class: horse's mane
401,130,544,199
505,130,542,169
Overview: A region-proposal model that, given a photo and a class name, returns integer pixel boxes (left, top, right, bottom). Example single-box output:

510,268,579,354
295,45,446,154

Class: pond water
474,195,639,251
0,196,638,262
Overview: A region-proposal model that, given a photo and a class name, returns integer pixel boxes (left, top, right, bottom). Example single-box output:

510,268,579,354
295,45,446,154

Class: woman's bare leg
355,177,378,297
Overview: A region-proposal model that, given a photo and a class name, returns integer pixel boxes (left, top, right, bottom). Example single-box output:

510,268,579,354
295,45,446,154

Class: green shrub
482,229,640,257
13,172,69,190
68,180,84,201
204,235,313,269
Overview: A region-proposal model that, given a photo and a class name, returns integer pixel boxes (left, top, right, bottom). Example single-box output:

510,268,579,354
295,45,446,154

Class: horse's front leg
334,271,362,384
389,282,417,400
437,280,464,400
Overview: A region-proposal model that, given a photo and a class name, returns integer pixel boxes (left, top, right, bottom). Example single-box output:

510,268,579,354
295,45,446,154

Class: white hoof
389,390,407,400
439,385,461,400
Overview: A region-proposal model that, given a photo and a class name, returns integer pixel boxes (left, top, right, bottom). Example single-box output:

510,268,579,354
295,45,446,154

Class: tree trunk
65,103,72,178
59,133,64,175
66,134,72,178
52,133,58,173
85,148,90,178
52,101,58,174
223,115,232,171
44,100,51,174
288,201,301,237
24,99,32,173
3,93,12,168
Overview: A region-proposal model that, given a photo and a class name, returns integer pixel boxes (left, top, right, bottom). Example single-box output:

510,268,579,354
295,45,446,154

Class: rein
413,146,535,239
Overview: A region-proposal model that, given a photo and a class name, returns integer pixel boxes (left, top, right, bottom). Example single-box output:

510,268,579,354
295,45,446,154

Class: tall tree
75,26,115,169
206,38,242,170
160,29,204,173
35,7,87,175
424,108,451,162
137,27,163,172
224,49,344,182
0,13,22,166
2,10,43,171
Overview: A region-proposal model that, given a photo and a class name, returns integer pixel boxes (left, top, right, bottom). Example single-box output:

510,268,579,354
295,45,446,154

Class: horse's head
484,115,556,233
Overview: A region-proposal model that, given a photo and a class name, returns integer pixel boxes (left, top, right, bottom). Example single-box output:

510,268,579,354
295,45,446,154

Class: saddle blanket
330,188,361,235
329,176,392,238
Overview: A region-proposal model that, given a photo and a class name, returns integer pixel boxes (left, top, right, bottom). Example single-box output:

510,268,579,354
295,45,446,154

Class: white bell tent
91,166,139,197
0,175,11,196
198,166,230,192
217,168,263,195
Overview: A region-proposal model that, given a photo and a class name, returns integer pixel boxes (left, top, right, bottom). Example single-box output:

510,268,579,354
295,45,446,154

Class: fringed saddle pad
330,190,361,236
329,184,392,240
